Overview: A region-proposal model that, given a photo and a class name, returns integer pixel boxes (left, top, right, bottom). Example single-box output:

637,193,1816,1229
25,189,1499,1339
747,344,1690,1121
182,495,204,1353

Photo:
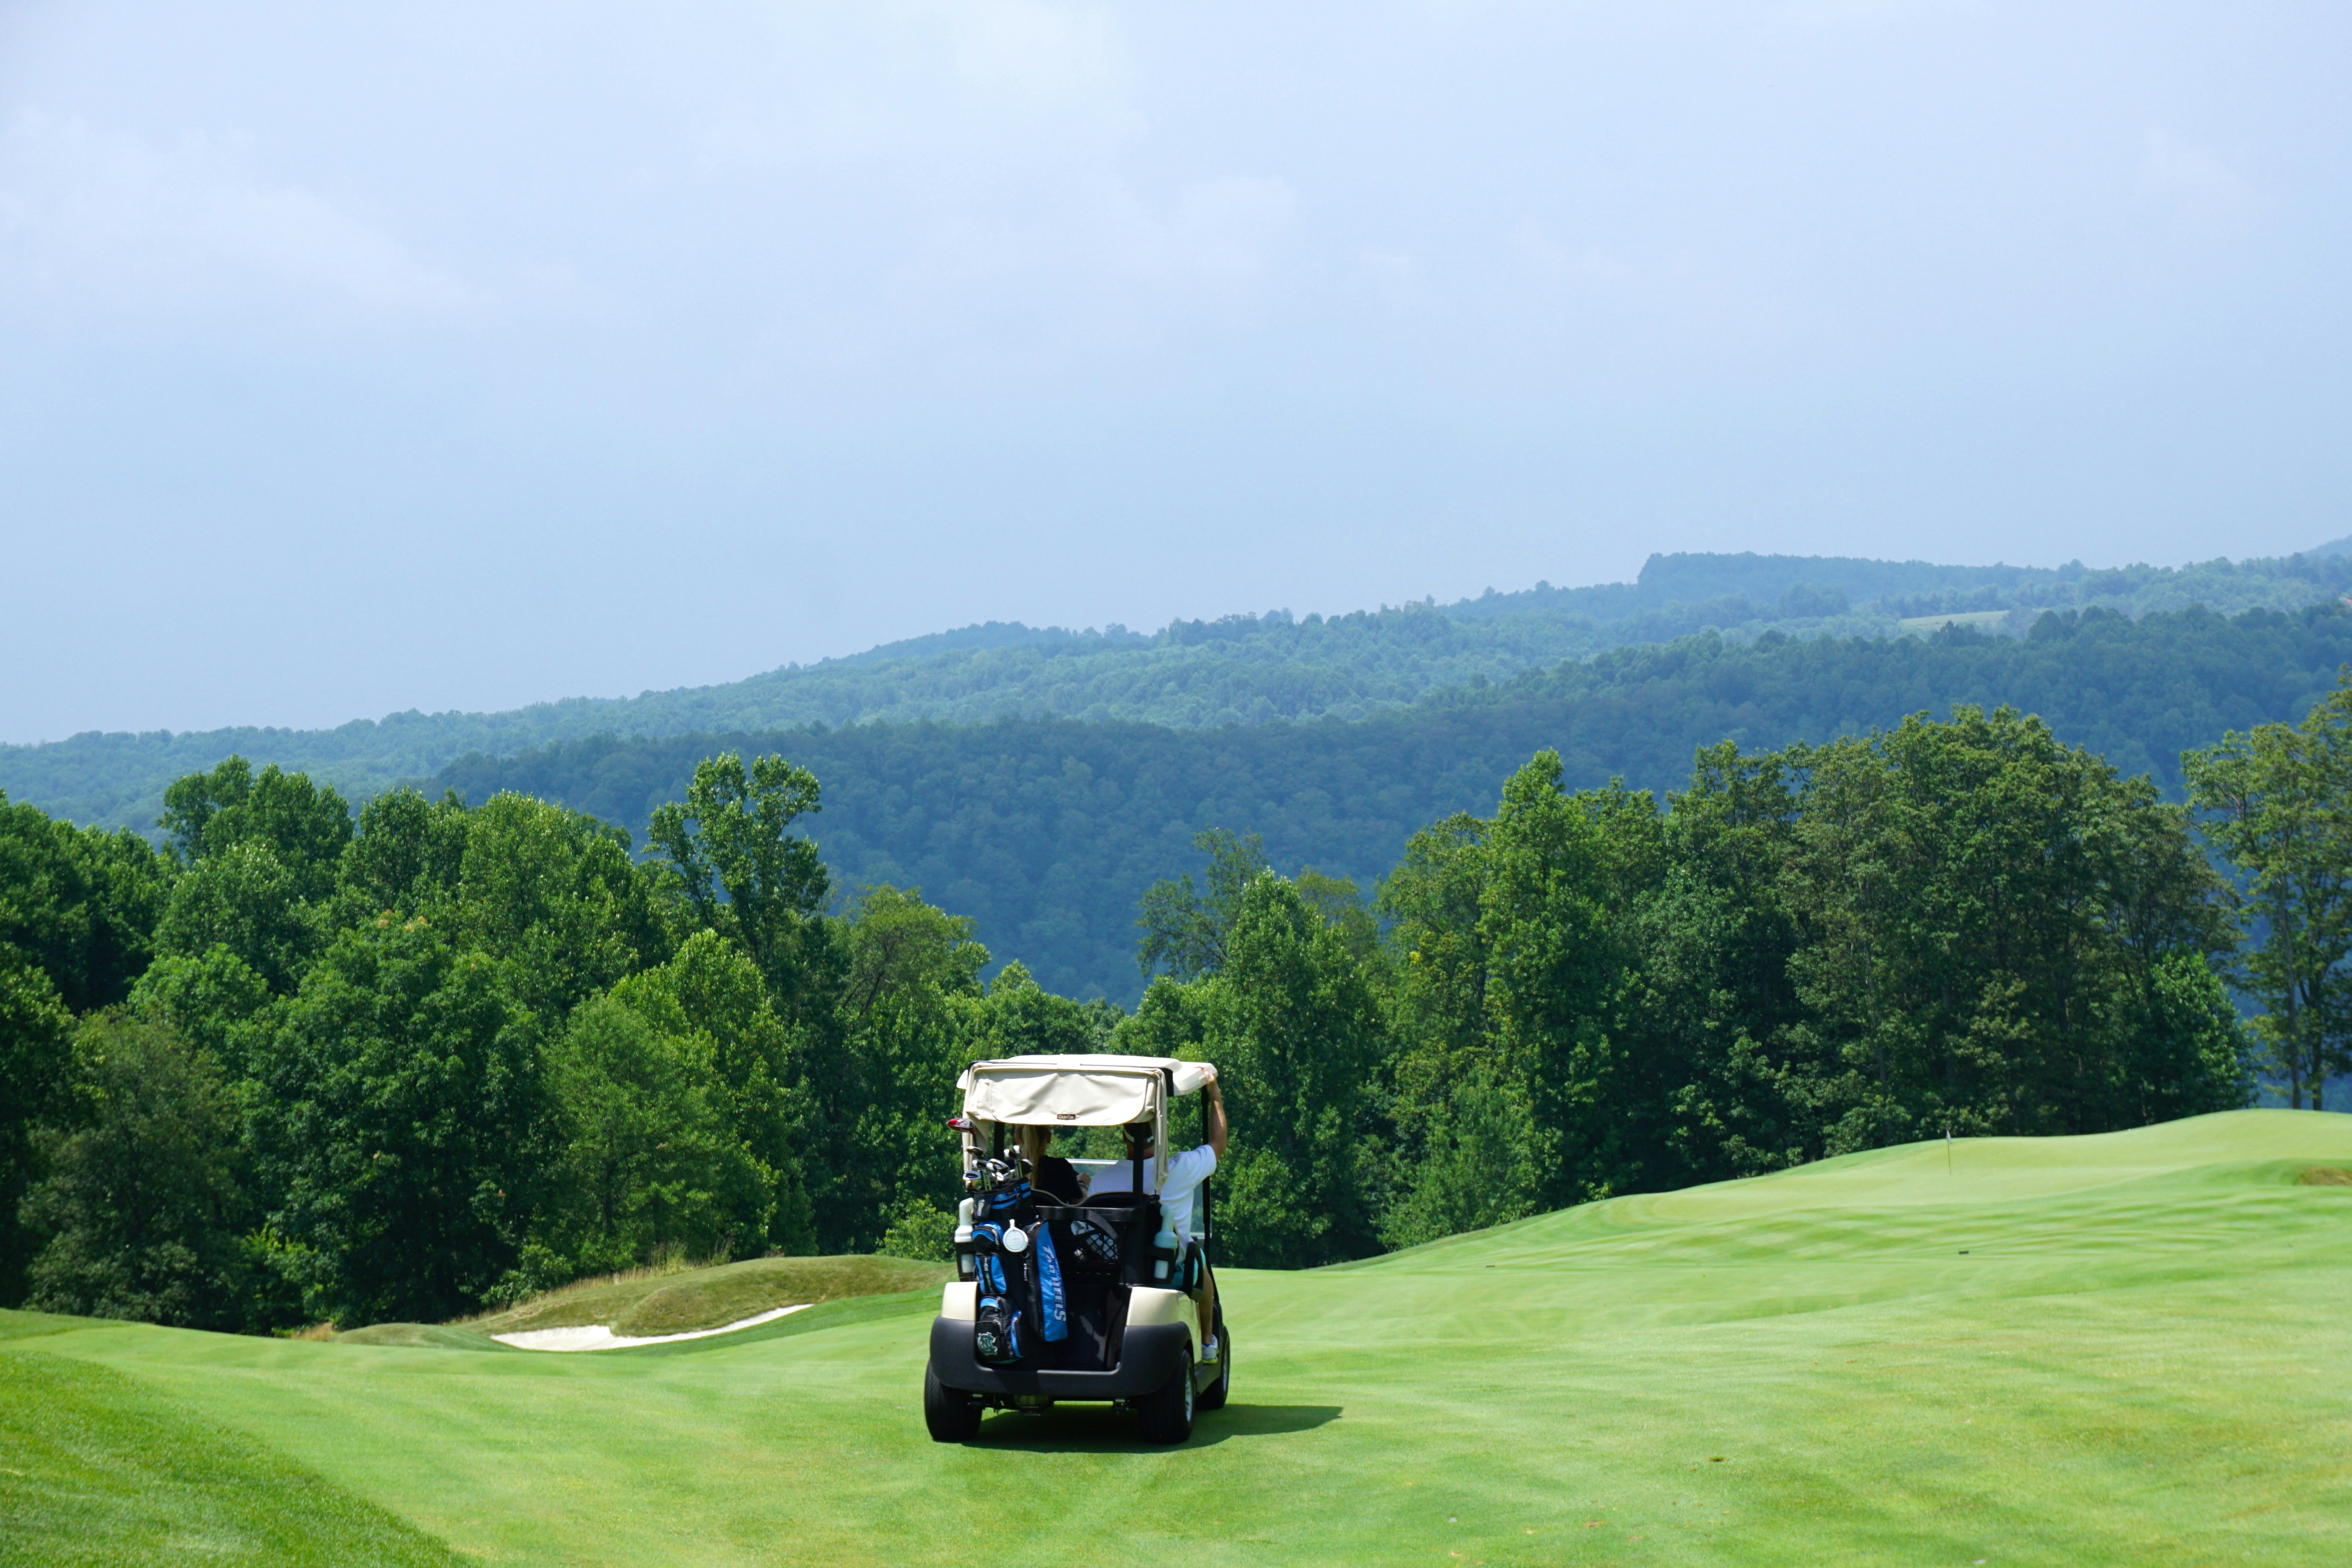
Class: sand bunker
492,1304,809,1352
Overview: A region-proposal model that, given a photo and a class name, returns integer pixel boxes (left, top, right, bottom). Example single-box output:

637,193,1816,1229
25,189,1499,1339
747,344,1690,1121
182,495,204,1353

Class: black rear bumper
928,1316,1191,1400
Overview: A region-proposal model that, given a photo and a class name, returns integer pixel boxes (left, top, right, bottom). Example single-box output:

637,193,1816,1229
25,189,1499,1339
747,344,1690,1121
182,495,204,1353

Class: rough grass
8,1109,2350,1566
2295,1164,2352,1186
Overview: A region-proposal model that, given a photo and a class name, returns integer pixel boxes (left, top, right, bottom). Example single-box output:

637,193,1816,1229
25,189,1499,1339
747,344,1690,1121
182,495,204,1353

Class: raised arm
1202,1067,1227,1159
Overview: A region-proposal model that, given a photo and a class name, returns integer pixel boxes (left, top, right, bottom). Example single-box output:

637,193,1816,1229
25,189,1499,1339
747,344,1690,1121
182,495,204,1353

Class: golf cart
923,1053,1229,1444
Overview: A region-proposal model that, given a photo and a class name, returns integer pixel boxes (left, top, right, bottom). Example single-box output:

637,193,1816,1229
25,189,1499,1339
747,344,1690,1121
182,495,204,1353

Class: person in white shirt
1083,1067,1226,1362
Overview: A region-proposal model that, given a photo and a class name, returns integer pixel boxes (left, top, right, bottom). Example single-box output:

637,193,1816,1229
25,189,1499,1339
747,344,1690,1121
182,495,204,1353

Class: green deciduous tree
836,888,992,1246
126,945,275,1076
161,757,352,901
1625,743,1818,1182
336,786,470,921
1375,814,1534,1246
2129,951,2254,1120
1136,829,1270,982
155,840,323,994
20,1013,291,1333
1784,709,2242,1145
0,795,170,1014
1480,755,1657,1208
1187,874,1385,1268
250,915,542,1327
541,998,761,1274
2185,675,2352,1109
608,930,818,1255
0,946,73,1303
452,792,668,1019
647,753,832,1010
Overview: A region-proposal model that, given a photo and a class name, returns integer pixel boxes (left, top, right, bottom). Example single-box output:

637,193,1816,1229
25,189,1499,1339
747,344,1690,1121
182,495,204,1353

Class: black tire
1137,1344,1195,1444
1196,1323,1230,1412
923,1362,982,1442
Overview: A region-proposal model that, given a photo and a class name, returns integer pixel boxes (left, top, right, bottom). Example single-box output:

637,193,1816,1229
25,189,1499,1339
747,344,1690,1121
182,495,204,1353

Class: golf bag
967,1217,1067,1365
970,1221,1027,1364
961,1148,1070,1364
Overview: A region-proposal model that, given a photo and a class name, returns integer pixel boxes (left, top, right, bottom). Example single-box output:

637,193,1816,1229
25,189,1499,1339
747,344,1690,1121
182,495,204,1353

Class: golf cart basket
922,1053,1227,1443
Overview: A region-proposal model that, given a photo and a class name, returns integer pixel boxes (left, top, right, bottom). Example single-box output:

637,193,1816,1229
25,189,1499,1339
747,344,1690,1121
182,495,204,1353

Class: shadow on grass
966,1402,1342,1452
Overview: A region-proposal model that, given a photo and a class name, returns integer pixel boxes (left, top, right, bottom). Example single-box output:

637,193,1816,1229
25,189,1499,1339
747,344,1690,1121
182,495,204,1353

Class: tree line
3,686,2344,1331
1,754,1117,1331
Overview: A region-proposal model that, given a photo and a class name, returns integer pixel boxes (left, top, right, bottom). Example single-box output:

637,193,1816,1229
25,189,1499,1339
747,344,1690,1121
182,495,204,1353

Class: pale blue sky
3,1,2346,743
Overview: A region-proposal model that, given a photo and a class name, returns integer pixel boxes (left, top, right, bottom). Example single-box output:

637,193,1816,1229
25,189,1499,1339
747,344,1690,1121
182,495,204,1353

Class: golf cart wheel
1196,1320,1230,1413
923,1362,982,1442
1137,1345,1195,1445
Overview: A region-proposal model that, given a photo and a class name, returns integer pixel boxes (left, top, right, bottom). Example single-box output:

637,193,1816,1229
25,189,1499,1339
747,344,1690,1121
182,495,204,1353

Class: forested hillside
7,549,2347,833
437,604,2352,1002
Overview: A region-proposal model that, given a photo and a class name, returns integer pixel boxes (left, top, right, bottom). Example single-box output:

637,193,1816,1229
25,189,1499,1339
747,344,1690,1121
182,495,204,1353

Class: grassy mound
6,1109,2350,1565
331,1254,952,1349
464,1254,951,1338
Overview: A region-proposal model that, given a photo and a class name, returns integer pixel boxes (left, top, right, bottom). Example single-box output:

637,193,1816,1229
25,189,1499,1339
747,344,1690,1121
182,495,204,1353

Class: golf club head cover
973,1295,1024,1364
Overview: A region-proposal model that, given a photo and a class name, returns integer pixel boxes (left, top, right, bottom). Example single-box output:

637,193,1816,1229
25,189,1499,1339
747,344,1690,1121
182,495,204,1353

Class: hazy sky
3,2,2346,743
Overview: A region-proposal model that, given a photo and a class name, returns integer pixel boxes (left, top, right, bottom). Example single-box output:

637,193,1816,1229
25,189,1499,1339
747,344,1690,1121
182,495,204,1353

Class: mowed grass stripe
7,1109,2350,1565
0,1349,461,1568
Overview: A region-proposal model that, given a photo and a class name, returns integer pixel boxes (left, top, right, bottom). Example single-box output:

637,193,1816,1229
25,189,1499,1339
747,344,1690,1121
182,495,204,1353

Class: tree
0,947,72,1304
250,915,542,1326
1374,813,1535,1246
0,795,171,1014
1783,708,2239,1143
451,792,667,1020
609,931,818,1255
20,1014,288,1332
336,786,469,921
1479,754,1655,1207
1192,874,1386,1268
1627,743,1819,1182
1136,829,1271,982
965,959,1104,1060
161,757,352,901
836,888,992,1245
126,945,275,1076
155,840,321,994
646,753,831,1009
540,998,759,1274
2185,675,2352,1109
2126,951,2254,1122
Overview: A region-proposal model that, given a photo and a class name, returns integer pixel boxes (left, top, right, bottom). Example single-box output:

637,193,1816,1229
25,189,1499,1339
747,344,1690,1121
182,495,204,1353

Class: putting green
6,1108,2349,1566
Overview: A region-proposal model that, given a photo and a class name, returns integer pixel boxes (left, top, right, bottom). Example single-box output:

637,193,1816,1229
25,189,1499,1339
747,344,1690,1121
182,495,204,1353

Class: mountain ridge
432,602,2352,1003
6,547,2349,836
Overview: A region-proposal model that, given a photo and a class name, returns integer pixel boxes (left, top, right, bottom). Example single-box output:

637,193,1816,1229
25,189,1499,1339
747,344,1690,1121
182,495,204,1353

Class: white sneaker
1201,1335,1221,1363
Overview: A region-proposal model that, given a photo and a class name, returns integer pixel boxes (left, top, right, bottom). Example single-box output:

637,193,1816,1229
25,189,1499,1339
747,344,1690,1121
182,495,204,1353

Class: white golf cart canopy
957,1054,1213,1128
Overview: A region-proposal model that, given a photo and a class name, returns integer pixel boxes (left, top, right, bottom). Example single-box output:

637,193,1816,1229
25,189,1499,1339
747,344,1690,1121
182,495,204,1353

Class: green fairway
0,1318,459,1568
7,1109,2350,1566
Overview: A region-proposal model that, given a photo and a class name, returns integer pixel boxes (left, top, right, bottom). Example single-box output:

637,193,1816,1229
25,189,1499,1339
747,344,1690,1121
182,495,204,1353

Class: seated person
1018,1125,1087,1206
1080,1067,1225,1362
